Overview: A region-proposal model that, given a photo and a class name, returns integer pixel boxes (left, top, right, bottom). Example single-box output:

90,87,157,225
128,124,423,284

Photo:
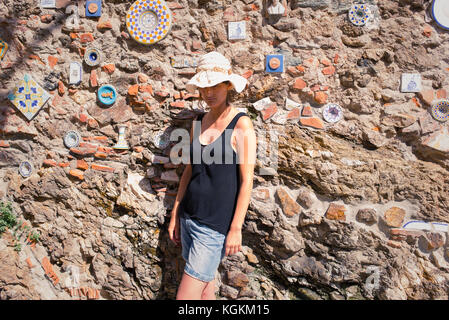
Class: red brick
134,146,144,153
70,33,79,40
296,65,305,73
70,147,97,156
261,103,278,121
0,140,10,148
387,240,402,249
41,14,54,23
301,105,313,117
242,70,253,79
422,25,432,37
300,117,324,129
43,159,57,167
58,162,70,168
333,54,339,64
419,89,435,106
77,159,89,170
97,20,112,30
292,78,307,90
80,33,94,43
94,152,107,159
170,101,185,108
139,84,153,95
181,92,200,99
90,70,98,87
325,203,346,221
91,163,115,173
436,89,447,99
286,107,300,120
192,40,202,50
69,169,84,180
167,2,184,9
155,90,170,98
314,91,328,104
322,65,336,75
58,81,65,96
79,113,89,123
48,56,58,69
102,64,115,74
128,84,139,96
87,118,99,129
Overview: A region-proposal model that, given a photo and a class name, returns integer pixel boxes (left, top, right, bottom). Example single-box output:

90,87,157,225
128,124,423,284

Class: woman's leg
201,279,216,300
176,272,207,300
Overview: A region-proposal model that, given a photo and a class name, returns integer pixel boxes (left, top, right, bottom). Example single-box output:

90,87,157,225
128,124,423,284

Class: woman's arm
225,115,257,256
168,118,196,245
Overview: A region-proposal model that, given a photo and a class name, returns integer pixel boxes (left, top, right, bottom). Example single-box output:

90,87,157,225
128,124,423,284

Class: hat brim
186,71,248,94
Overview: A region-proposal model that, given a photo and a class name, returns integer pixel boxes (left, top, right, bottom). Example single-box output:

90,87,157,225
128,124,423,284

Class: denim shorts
180,216,227,283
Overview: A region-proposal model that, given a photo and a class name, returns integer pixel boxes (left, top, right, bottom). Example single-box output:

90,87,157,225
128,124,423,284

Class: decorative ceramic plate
401,73,422,93
8,74,50,121
431,99,449,122
403,220,449,232
84,47,102,66
323,103,343,123
266,55,284,73
0,39,8,60
63,130,81,148
153,130,171,149
126,0,173,45
98,85,117,105
69,61,82,85
432,0,449,30
19,161,33,177
348,4,371,26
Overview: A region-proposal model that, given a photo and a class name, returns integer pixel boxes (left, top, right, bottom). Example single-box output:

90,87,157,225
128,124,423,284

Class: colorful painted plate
0,39,8,60
98,85,117,105
8,74,50,121
323,103,343,123
348,4,371,26
403,220,449,232
63,130,81,148
431,99,449,122
19,161,33,177
432,0,449,30
84,47,102,67
126,0,173,45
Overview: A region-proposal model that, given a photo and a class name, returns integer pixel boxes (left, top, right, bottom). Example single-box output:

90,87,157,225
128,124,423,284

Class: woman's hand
168,212,181,247
225,228,242,256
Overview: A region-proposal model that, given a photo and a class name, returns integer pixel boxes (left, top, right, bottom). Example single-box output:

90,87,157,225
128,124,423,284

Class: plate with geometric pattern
126,0,172,45
0,39,8,60
431,99,449,122
8,74,50,121
348,4,371,26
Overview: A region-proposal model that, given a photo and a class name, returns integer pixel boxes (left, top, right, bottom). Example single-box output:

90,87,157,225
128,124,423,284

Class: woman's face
198,82,232,109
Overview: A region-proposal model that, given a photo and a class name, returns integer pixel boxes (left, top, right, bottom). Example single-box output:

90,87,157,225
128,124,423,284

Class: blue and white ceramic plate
126,0,173,45
432,0,449,30
323,103,343,123
19,161,33,177
84,47,102,67
153,130,171,149
348,4,371,26
431,99,449,122
63,130,81,148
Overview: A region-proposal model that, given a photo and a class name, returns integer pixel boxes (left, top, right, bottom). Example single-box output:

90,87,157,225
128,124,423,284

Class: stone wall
1,0,449,300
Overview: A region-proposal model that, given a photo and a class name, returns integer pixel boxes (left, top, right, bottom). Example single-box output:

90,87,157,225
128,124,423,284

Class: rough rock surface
1,0,449,300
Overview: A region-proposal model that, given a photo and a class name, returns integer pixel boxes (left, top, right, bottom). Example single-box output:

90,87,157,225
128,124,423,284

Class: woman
168,51,257,300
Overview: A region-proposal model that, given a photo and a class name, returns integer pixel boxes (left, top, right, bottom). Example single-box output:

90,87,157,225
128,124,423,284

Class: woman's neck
208,104,233,122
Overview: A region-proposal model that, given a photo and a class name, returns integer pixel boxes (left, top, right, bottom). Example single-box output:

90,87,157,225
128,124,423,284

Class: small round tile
64,130,81,148
431,99,449,122
323,103,343,123
269,57,281,70
153,130,171,149
98,85,117,106
348,4,371,26
84,47,102,67
19,161,33,177
88,3,98,13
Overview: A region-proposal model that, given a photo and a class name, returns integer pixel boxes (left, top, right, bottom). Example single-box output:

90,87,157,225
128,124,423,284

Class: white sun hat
186,51,248,93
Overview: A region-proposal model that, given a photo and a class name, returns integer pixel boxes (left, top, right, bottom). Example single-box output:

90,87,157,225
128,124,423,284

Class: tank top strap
227,112,247,130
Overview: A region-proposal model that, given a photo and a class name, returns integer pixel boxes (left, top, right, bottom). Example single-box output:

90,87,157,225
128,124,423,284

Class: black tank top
178,111,249,235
